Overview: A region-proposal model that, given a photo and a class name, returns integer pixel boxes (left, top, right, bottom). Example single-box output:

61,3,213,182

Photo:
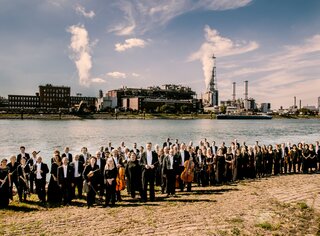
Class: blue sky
0,0,320,108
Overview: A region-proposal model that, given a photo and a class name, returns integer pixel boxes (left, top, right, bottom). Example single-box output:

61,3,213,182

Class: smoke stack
299,99,302,110
99,90,103,99
244,80,248,100
294,96,296,107
232,82,236,102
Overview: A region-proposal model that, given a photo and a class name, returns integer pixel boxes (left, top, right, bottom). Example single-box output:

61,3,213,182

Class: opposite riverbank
0,174,319,235
0,113,319,120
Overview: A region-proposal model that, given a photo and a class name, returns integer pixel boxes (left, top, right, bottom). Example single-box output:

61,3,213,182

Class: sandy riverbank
0,174,319,235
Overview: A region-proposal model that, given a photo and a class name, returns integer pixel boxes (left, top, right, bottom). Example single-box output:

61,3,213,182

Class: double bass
180,159,195,183
116,166,126,191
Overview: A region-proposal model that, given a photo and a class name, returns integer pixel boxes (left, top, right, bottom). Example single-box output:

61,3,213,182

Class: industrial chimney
244,81,248,100
232,82,236,102
294,96,297,108
299,99,302,110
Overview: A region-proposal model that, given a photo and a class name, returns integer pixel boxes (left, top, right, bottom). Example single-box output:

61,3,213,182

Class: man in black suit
140,142,158,201
163,138,172,148
58,157,74,205
61,147,73,163
211,141,218,156
33,156,49,202
70,154,84,199
28,151,39,193
96,151,106,201
162,149,179,197
83,157,100,208
177,143,190,192
17,146,30,164
79,147,91,165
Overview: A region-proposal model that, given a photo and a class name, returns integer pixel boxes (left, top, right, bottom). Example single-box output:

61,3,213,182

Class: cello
180,159,195,183
116,166,126,191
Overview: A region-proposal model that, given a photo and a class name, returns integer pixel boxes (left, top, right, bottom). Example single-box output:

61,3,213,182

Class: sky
0,0,320,109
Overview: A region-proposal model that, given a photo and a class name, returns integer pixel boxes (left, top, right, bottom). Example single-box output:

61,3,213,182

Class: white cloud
189,25,258,90
109,0,252,35
67,24,93,87
115,38,147,52
91,78,106,83
106,72,127,79
131,73,140,77
217,34,320,108
75,4,95,19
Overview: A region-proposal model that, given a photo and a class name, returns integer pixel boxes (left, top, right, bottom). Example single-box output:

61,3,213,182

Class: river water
0,119,319,163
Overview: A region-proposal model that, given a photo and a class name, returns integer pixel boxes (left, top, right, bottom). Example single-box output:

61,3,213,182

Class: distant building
7,84,96,111
302,105,317,112
0,96,8,108
100,84,200,112
39,84,70,109
244,98,257,111
8,95,40,109
318,97,320,113
260,103,271,113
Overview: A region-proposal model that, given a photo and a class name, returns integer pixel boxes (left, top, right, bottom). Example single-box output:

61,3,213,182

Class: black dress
0,167,10,208
215,155,225,184
125,160,143,199
225,153,233,182
104,168,117,206
47,162,62,204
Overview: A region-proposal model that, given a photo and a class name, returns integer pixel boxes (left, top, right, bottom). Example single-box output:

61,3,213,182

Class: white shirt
36,163,42,179
147,150,152,165
113,156,118,166
212,147,216,155
169,155,174,169
63,165,67,178
198,155,202,164
180,150,185,166
74,161,80,178
97,158,101,168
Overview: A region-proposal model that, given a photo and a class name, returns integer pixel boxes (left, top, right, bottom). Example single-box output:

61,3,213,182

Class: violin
180,159,195,183
116,166,126,191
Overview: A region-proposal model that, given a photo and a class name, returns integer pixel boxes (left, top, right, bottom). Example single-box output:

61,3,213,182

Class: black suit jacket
33,163,49,180
61,153,73,163
140,151,159,172
70,161,84,178
17,153,30,164
162,154,180,175
57,165,74,186
163,142,172,148
177,150,190,166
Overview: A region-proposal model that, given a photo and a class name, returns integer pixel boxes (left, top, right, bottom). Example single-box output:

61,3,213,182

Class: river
0,119,319,163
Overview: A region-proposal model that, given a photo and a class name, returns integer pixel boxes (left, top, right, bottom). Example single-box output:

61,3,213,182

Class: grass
255,221,273,230
297,202,309,210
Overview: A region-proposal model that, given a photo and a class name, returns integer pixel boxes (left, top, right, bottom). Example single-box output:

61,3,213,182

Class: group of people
0,139,319,208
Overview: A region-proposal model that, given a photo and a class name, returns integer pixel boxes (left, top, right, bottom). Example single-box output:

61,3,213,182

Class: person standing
70,154,84,199
47,154,62,204
61,147,73,163
163,149,179,197
140,142,158,202
215,148,225,184
95,151,106,202
7,155,20,200
125,152,143,199
17,158,30,202
33,156,49,203
28,151,39,194
104,157,117,207
0,159,10,208
17,146,30,164
58,157,74,205
83,157,100,208
177,143,190,191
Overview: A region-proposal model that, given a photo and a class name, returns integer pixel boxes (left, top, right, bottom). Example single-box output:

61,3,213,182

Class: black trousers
29,173,35,193
18,179,28,201
86,183,97,207
35,179,46,202
105,183,116,206
61,180,72,205
72,176,83,199
165,169,176,195
142,170,155,201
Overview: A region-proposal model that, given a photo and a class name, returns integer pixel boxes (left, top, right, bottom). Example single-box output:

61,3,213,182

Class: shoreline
0,113,319,120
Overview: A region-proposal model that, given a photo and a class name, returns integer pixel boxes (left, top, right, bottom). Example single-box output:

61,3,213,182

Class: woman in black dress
125,152,143,199
302,144,310,174
247,146,255,179
17,158,30,202
255,146,263,178
215,148,225,184
47,154,62,204
104,157,117,207
206,148,215,186
7,155,20,200
225,147,233,182
308,144,317,173
0,159,10,208
266,145,274,177
273,144,281,176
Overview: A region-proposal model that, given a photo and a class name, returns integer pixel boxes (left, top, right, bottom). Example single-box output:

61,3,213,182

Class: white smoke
189,25,258,90
67,24,92,87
